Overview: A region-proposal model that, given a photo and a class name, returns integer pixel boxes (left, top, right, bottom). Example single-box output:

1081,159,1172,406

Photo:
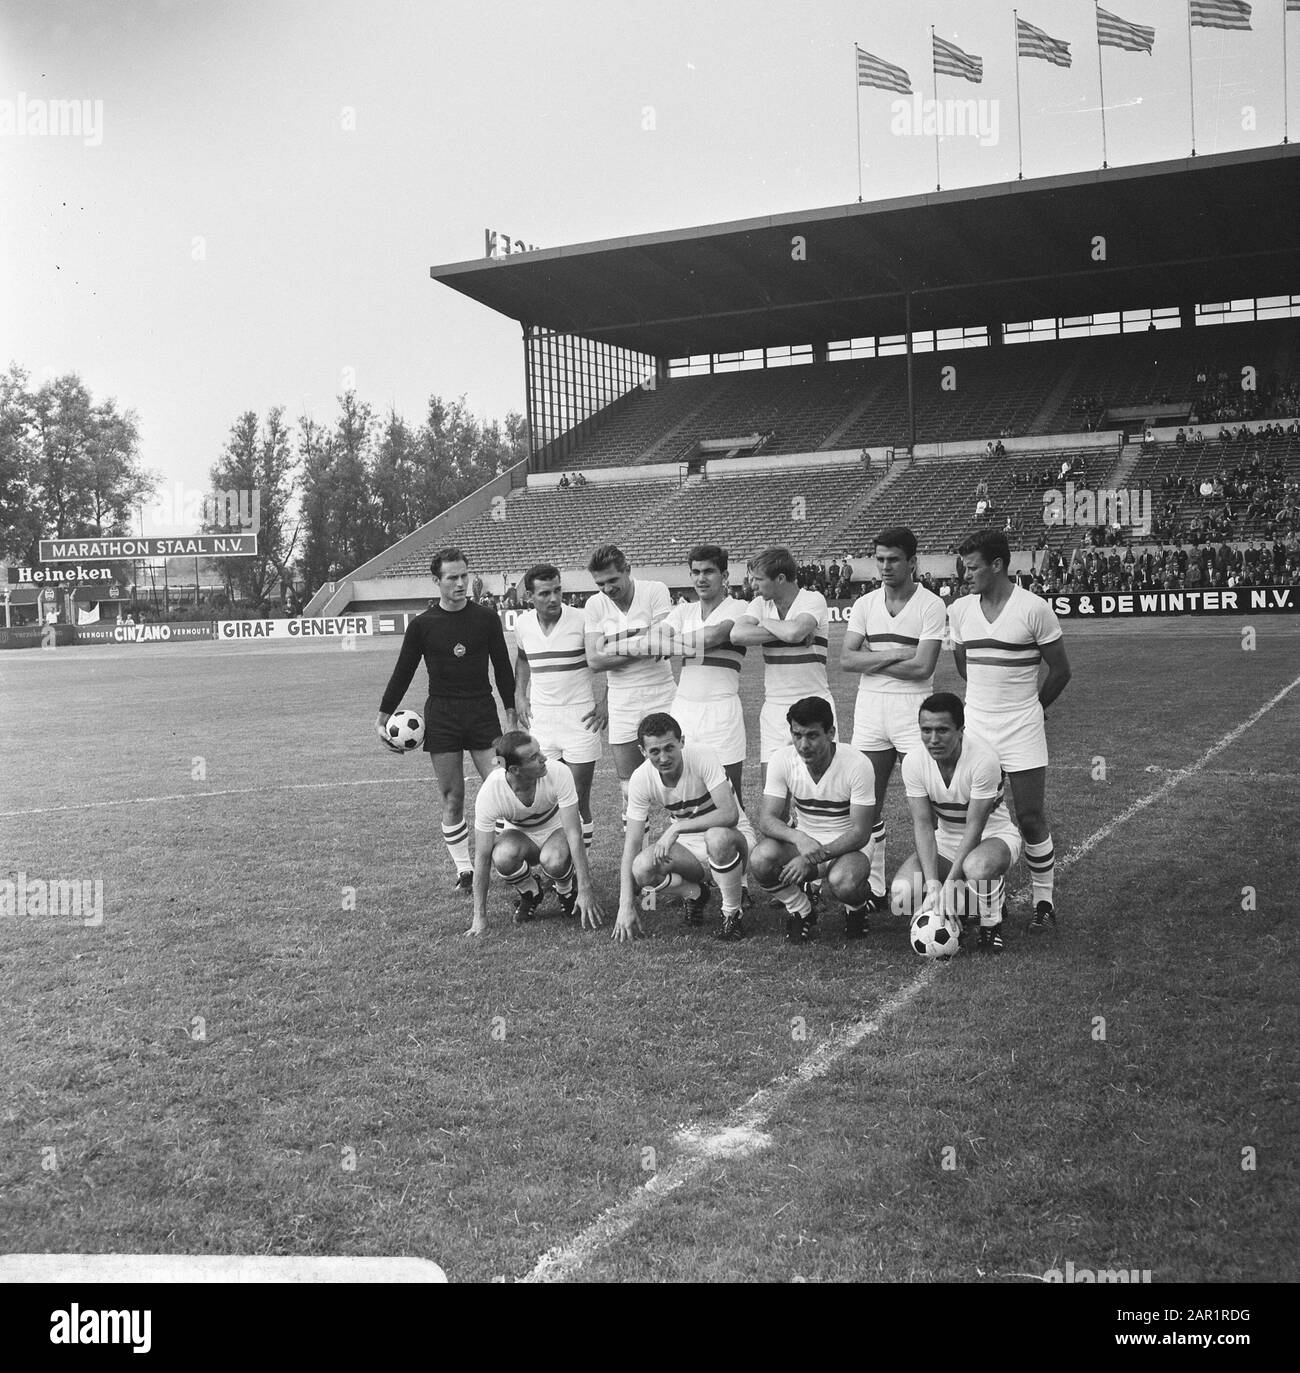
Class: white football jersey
763,742,874,843
667,596,746,702
473,759,578,835
947,585,1063,713
846,584,948,697
627,743,730,827
515,605,594,709
584,579,675,696
901,732,1020,844
741,587,830,703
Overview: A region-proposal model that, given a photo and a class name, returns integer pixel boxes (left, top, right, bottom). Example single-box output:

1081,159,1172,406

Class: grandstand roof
430,146,1300,357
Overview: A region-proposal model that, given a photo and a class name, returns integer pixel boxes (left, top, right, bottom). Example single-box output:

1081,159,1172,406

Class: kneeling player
752,696,876,943
612,714,749,943
892,693,1023,954
468,731,604,936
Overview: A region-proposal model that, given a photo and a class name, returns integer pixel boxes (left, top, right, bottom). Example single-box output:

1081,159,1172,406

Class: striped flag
932,34,984,83
1189,0,1252,29
1096,6,1156,53
856,45,912,94
1017,16,1073,67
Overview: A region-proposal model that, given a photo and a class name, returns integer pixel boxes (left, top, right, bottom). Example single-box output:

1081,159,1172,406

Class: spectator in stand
558,473,571,488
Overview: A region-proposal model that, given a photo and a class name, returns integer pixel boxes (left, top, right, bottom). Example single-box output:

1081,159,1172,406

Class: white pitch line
522,668,1300,1283
0,775,435,819
523,973,938,1284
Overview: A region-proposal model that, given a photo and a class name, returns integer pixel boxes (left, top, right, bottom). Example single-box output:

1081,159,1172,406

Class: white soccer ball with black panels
383,709,425,751
910,907,961,959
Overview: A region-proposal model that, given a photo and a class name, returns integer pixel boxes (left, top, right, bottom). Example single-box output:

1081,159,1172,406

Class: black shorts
423,694,502,754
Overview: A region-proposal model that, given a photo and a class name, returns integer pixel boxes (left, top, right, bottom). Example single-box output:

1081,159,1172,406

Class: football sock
759,881,813,919
710,852,744,914
499,859,540,897
442,820,471,873
870,821,887,898
975,876,1005,927
581,819,594,851
550,858,575,897
1024,836,1055,905
664,873,701,903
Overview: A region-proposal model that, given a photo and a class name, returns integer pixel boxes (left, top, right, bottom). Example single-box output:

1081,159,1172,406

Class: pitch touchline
522,669,1300,1283
0,776,435,819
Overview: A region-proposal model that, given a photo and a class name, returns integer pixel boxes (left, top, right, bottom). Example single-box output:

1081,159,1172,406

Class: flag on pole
932,34,984,82
856,45,912,94
1189,0,1252,29
1096,6,1156,53
1017,16,1073,66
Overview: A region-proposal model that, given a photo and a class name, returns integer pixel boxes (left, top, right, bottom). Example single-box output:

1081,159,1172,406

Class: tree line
0,365,528,606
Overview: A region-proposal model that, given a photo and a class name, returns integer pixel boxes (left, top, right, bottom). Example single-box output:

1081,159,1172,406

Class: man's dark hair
749,546,798,582
430,546,469,579
875,526,918,560
495,730,536,769
919,692,965,729
785,696,834,733
588,544,629,575
688,544,728,574
523,563,561,592
957,529,1011,571
637,712,683,747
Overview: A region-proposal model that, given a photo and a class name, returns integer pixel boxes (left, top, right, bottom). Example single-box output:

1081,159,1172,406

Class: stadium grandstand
306,144,1299,616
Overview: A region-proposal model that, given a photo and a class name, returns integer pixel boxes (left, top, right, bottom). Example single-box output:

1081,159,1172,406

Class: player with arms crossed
583,545,675,832
948,530,1071,931
512,563,605,851
751,696,877,943
611,714,749,943
731,547,835,784
841,527,948,911
467,731,604,935
893,693,1024,953
377,546,515,892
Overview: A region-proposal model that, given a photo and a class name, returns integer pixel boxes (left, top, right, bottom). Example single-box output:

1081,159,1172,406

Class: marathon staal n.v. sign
39,534,258,561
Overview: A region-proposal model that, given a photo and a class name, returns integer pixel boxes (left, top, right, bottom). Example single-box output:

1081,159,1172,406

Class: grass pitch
1,618,1297,1283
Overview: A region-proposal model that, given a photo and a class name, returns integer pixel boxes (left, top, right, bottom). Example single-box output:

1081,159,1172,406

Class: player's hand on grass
582,702,608,733
465,917,488,937
611,907,642,942
576,892,605,930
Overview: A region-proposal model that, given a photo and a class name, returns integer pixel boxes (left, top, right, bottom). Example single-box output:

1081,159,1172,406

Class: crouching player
467,731,604,936
892,693,1023,954
611,714,749,943
751,696,877,943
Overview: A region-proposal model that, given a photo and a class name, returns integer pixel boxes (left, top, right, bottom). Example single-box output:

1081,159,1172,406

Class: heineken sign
8,564,117,586
39,534,258,561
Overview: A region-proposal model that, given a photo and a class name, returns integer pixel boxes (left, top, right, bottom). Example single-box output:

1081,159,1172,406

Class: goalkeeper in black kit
377,547,516,892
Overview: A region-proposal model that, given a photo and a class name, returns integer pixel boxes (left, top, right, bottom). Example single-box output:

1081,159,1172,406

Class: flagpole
1014,9,1024,179
931,26,942,190
1187,0,1197,156
1096,3,1109,167
1284,1,1291,146
855,45,864,201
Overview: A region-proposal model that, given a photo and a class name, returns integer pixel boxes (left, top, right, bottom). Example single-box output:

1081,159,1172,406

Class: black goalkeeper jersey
379,602,515,713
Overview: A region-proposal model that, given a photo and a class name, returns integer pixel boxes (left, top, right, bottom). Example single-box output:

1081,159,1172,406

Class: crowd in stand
1022,539,1300,596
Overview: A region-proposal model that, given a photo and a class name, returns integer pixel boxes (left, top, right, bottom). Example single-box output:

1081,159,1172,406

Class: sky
1,0,1292,506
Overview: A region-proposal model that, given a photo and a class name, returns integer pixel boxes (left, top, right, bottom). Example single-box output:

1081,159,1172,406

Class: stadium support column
905,291,916,459
522,325,538,474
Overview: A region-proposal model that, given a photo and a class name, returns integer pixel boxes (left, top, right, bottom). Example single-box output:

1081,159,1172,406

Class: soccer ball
383,709,425,751
910,908,961,959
